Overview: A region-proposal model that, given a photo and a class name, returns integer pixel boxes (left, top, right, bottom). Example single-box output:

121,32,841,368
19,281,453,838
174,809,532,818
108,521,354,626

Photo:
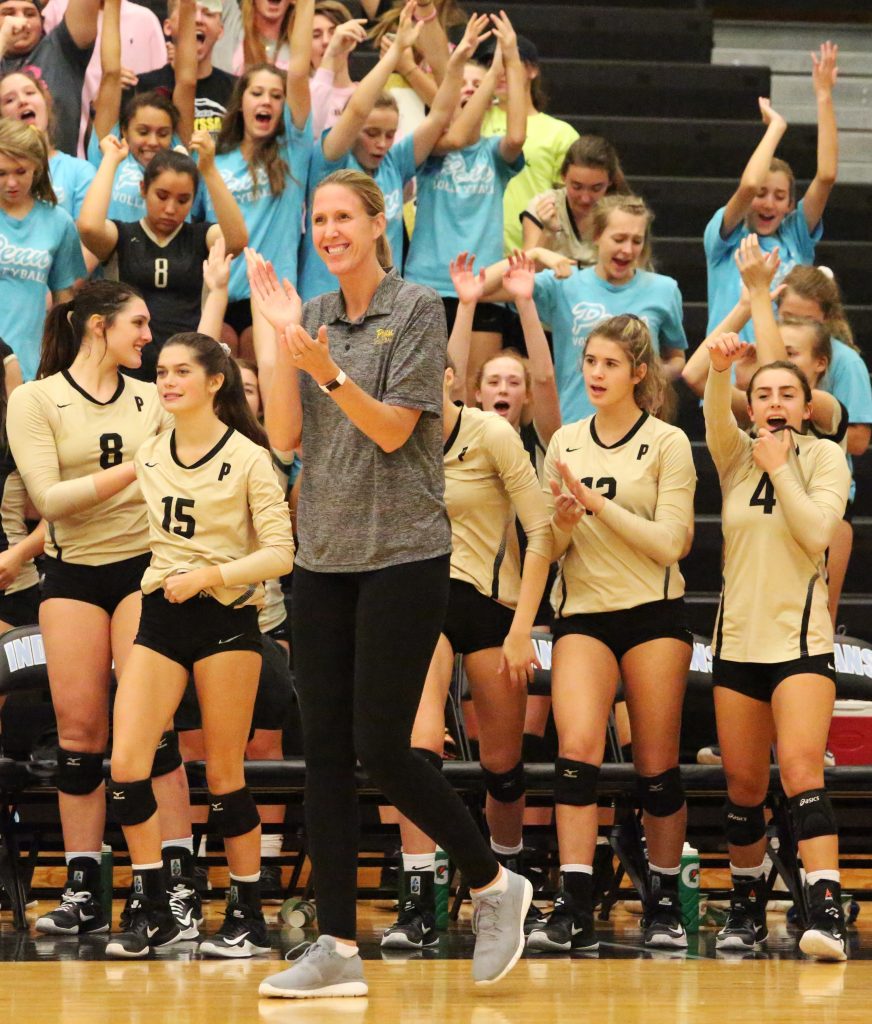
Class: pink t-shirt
309,67,355,138
42,0,168,157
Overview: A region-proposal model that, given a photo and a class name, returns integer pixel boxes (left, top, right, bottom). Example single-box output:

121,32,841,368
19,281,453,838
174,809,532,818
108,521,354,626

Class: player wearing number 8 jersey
530,314,696,954
703,334,850,961
6,281,195,939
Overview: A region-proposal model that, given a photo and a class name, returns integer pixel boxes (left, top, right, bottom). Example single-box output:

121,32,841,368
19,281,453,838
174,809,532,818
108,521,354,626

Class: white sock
402,852,435,874
806,869,840,886
730,862,766,879
161,836,194,854
230,872,260,884
490,839,523,857
473,864,508,897
132,861,163,872
260,833,284,859
66,851,100,865
332,939,359,958
560,863,593,875
648,862,680,876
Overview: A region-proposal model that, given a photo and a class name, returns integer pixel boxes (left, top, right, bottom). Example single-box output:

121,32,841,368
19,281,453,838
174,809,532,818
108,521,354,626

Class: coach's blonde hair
0,119,56,205
314,169,393,270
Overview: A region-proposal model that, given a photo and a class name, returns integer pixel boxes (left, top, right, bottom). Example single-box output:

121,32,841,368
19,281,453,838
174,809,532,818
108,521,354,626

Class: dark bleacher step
539,59,769,120
473,4,713,63
562,116,819,181
653,237,872,307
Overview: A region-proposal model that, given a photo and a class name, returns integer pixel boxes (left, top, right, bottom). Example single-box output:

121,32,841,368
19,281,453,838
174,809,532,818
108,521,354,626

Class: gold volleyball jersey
0,465,38,595
7,371,171,564
544,411,696,616
136,427,294,608
705,368,850,662
444,406,552,608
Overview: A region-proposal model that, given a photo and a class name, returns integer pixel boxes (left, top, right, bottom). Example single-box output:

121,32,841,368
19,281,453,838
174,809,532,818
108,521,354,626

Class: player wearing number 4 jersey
108,332,294,960
704,334,850,961
531,314,696,954
6,281,194,939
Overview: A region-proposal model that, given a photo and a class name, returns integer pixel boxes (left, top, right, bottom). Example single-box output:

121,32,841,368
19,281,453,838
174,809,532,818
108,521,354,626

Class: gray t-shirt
1,21,92,158
296,269,452,573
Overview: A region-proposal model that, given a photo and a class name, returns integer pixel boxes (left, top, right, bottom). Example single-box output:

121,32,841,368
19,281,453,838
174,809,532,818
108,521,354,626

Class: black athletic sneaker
168,880,202,940
523,902,548,936
259,861,285,905
642,891,687,949
35,860,108,935
526,894,598,952
381,900,438,949
106,897,182,958
716,886,768,951
199,899,271,958
799,879,848,961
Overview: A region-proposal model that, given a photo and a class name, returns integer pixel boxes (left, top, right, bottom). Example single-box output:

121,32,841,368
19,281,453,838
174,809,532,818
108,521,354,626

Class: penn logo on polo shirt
374,328,394,345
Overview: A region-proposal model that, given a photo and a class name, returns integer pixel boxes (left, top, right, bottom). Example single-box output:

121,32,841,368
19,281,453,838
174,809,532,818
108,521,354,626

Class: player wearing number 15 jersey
704,335,850,962
5,282,192,940
530,315,696,955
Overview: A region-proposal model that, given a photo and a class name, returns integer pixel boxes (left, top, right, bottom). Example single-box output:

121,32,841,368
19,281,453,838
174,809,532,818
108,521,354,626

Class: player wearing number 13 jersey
703,335,850,962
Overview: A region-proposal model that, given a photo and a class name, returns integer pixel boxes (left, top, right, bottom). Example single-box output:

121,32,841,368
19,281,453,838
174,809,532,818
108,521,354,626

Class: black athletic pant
292,555,498,938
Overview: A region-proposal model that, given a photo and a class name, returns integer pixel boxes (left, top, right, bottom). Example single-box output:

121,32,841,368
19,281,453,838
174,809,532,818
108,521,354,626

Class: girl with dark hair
521,135,630,268
703,333,849,960
107,332,294,959
78,134,247,380
6,281,196,940
704,43,838,337
530,314,696,954
0,118,85,381
254,168,532,999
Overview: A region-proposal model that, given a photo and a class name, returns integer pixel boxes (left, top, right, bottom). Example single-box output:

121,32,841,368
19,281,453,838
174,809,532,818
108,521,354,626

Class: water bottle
100,844,114,923
434,847,450,930
679,842,700,933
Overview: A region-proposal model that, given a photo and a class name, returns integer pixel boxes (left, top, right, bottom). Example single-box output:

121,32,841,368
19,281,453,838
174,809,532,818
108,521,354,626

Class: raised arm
489,10,526,164
412,1,449,83
802,41,839,232
198,236,232,342
191,130,248,255
445,251,485,405
92,0,122,141
76,136,125,262
703,333,754,477
286,0,314,129
172,0,198,146
721,98,788,237
63,0,100,49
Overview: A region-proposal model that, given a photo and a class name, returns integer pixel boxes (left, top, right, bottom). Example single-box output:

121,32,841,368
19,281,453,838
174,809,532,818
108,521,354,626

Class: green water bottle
679,842,700,933
100,844,114,924
434,847,450,930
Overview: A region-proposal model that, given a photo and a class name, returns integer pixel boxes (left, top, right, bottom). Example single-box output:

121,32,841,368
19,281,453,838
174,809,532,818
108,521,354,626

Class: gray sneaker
471,869,533,985
258,936,369,999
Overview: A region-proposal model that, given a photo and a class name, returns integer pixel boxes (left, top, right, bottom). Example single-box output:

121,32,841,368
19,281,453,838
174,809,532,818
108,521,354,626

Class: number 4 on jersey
749,473,776,514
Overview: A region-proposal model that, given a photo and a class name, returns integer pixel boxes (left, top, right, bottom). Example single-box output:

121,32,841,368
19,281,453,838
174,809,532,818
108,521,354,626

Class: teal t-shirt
49,151,96,219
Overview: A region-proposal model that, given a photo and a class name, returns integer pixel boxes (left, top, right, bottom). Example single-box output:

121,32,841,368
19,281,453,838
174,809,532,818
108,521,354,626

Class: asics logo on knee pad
799,796,819,807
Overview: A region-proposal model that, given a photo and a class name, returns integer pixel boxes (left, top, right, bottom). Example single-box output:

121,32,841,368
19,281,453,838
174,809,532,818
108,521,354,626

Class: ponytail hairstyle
163,333,270,450
142,148,200,194
591,193,655,271
0,68,58,147
746,360,813,410
0,118,56,205
778,265,858,352
314,169,393,270
38,281,144,379
768,157,796,207
583,314,669,417
561,135,630,195
217,63,291,198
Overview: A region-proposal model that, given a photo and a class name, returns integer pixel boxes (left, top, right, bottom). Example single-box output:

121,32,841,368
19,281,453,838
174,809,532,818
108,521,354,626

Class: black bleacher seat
473,4,713,63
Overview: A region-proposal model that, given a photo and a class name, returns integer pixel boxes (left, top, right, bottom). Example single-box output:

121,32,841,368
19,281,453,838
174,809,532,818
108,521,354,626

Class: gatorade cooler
827,701,872,765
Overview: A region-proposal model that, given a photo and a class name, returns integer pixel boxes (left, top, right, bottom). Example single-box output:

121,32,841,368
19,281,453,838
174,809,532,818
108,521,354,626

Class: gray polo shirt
295,270,452,573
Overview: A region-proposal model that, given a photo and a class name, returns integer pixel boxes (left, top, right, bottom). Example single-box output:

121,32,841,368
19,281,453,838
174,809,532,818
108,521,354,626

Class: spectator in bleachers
404,11,524,394
703,42,839,339
0,0,98,156
483,194,687,425
309,2,362,138
0,119,85,381
297,1,472,302
78,135,247,380
476,33,578,255
702,331,849,961
233,0,294,74
130,0,236,141
42,0,167,156
533,314,695,954
521,135,630,271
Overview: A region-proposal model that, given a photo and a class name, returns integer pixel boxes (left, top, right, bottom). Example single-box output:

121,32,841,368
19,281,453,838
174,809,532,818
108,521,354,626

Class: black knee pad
554,757,599,806
636,767,685,817
412,747,443,773
482,760,525,803
724,798,767,847
109,778,157,826
208,786,260,838
151,731,183,778
57,748,105,795
789,788,838,841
